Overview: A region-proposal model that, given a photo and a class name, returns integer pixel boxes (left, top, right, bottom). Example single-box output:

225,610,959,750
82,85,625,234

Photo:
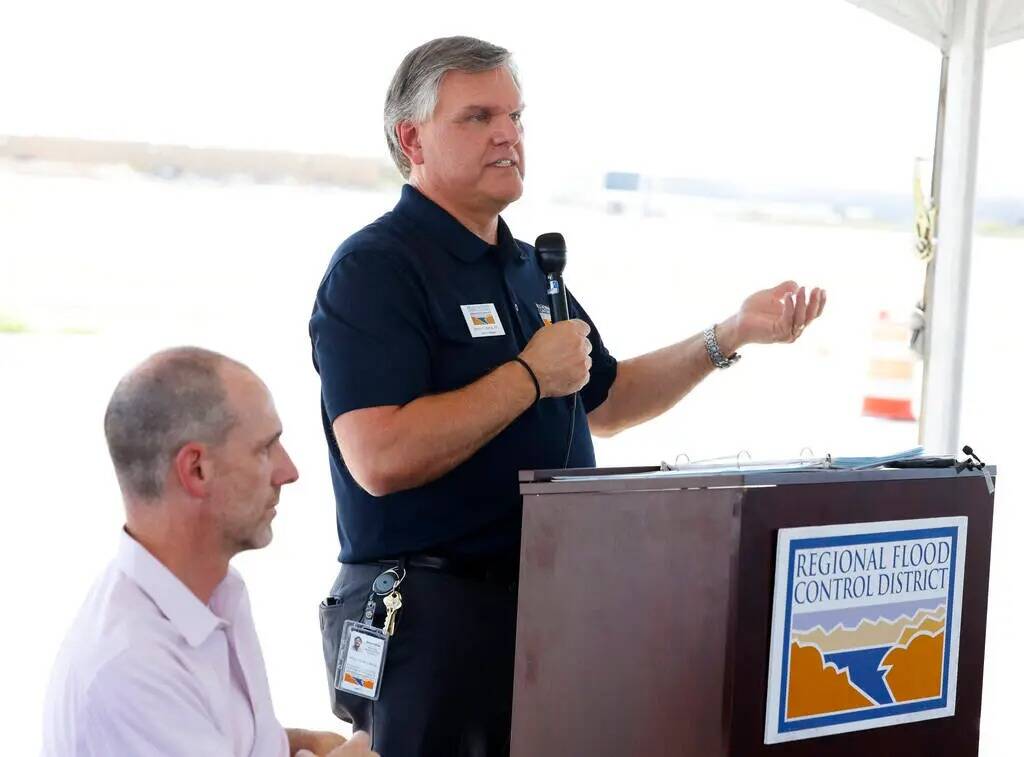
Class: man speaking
309,36,825,756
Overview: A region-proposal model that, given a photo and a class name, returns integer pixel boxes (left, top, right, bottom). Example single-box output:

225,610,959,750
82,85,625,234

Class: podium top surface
519,464,995,495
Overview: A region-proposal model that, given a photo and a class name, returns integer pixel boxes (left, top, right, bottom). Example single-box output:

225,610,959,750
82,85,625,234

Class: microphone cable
563,391,578,469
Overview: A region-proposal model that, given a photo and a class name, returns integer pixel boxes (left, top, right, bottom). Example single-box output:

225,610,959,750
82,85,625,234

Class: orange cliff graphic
786,642,873,718
882,630,945,702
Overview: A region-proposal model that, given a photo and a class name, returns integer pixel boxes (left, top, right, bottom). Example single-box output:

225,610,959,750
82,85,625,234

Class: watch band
703,325,742,369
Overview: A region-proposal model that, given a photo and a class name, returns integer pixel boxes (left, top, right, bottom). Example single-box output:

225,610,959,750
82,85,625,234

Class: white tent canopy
845,0,1022,454
848,0,1024,49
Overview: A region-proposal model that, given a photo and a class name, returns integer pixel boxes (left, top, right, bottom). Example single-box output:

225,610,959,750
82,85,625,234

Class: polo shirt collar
396,184,527,264
116,529,231,648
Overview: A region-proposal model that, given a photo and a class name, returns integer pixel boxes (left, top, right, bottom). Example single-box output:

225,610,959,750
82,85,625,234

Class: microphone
535,232,569,323
535,231,577,469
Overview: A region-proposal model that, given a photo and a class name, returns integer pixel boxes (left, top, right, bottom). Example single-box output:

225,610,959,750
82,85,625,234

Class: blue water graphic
823,646,893,705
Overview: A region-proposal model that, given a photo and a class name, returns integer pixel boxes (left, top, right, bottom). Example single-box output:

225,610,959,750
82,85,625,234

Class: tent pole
919,0,989,453
917,53,949,439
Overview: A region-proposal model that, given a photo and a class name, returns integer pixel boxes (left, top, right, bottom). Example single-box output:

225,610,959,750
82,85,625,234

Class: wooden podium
510,466,994,756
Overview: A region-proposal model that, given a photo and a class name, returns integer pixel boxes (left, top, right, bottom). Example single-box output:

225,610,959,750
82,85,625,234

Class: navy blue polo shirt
309,184,618,563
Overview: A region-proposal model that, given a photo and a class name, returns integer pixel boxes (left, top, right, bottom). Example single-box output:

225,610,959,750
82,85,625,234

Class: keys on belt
364,566,405,637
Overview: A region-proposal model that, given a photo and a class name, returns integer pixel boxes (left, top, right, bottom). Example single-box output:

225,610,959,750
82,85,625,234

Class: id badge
334,620,389,700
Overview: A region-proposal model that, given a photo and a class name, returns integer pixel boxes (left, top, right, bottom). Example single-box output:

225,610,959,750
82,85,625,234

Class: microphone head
535,232,567,276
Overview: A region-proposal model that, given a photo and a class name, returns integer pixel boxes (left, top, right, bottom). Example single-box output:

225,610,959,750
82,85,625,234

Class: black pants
319,561,518,757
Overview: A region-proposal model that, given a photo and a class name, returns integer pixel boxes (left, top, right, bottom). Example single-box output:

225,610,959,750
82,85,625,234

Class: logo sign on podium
764,517,967,744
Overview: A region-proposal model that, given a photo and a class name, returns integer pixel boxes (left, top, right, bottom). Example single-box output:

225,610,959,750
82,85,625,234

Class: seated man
41,347,376,757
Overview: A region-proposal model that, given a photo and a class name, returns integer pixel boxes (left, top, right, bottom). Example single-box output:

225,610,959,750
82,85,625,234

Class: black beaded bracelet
513,357,541,406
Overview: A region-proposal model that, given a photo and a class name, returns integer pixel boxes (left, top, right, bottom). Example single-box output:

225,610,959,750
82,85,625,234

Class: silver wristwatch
703,325,742,369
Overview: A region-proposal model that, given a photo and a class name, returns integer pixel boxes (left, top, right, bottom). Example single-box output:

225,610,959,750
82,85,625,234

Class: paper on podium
829,446,925,469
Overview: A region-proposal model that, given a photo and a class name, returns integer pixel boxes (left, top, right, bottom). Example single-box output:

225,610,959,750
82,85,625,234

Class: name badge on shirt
335,620,389,700
536,303,552,327
460,303,506,338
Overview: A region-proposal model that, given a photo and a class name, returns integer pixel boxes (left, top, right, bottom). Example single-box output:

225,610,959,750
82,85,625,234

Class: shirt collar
395,184,528,265
116,529,241,648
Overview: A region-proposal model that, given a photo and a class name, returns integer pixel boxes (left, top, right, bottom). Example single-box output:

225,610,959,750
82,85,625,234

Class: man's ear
173,442,211,498
397,121,425,168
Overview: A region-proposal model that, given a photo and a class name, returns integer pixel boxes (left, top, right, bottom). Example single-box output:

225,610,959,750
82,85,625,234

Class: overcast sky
2,0,1021,195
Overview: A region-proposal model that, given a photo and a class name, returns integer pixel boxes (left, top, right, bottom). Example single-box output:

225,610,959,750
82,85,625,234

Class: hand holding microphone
519,320,592,397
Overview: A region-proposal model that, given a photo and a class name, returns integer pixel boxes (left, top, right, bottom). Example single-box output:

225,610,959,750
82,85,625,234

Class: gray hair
104,347,240,500
384,36,521,179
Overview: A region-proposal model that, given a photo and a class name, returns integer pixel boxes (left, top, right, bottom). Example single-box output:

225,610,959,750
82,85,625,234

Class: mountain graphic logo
787,603,946,718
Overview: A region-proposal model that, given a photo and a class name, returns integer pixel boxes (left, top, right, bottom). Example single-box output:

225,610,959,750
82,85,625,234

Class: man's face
412,66,525,215
209,367,298,555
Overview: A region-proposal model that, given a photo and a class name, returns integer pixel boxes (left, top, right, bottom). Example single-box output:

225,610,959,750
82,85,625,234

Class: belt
367,553,520,587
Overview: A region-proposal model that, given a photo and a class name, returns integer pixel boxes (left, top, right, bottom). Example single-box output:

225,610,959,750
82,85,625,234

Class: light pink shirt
42,531,289,757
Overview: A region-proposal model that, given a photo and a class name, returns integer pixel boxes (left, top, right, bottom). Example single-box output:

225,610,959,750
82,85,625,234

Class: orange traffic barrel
862,310,918,422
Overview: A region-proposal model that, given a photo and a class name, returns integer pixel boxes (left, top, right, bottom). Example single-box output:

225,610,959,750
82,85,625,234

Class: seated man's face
210,366,298,554
415,66,526,214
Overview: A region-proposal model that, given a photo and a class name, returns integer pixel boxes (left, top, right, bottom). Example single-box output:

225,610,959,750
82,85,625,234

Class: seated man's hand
725,280,826,348
328,731,377,756
296,730,378,757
